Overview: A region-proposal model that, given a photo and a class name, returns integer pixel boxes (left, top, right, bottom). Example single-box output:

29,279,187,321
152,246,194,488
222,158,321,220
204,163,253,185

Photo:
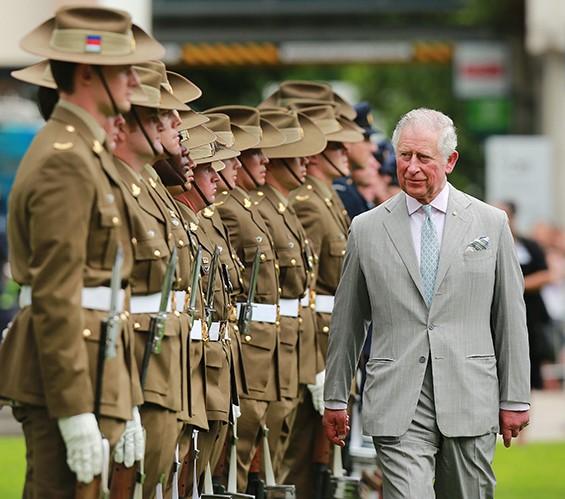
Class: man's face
277,157,307,190
103,114,126,151
159,110,183,156
351,164,377,188
345,137,378,170
239,149,268,189
98,65,139,115
220,157,242,190
127,107,164,161
194,164,220,202
321,142,350,178
396,124,458,204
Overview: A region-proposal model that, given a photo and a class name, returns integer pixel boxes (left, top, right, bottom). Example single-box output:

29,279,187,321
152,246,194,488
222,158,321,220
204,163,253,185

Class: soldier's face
131,107,164,160
239,149,268,189
396,124,458,204
220,157,242,190
351,164,377,187
282,157,307,188
159,110,183,156
322,142,350,178
345,138,378,169
194,164,220,202
97,65,139,115
103,114,125,151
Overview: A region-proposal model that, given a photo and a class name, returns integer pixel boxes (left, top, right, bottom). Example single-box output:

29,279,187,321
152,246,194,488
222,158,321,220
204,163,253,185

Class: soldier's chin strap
130,106,160,158
241,159,261,188
322,151,348,178
193,180,213,208
281,158,304,185
218,170,234,191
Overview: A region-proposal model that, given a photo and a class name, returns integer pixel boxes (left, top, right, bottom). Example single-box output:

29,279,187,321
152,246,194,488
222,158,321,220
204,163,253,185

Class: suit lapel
383,192,426,301
433,185,472,295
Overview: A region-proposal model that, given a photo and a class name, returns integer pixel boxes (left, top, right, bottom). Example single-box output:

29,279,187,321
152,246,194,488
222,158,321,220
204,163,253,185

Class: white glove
307,370,326,416
232,404,241,420
114,406,145,467
57,412,103,483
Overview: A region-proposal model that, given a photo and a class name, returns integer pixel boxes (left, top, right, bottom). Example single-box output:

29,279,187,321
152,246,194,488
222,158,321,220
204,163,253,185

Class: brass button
65,125,75,133
307,184,313,190
341,250,346,256
322,326,329,333
120,313,127,321
112,216,119,225
174,310,180,317
290,258,296,265
260,253,266,262
154,249,161,257
275,320,280,327
310,304,316,310
244,335,252,342
178,240,184,247
278,287,282,294
274,263,280,270
233,325,239,332
82,328,92,338
298,317,303,324
131,237,137,244
134,322,141,329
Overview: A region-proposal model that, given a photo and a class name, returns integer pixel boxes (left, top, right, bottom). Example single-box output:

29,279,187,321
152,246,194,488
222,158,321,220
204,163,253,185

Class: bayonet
237,247,261,338
187,245,203,326
204,246,220,331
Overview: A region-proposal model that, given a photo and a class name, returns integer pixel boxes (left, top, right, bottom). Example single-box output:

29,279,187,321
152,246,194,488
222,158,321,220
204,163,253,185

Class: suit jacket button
419,356,426,364
428,325,434,331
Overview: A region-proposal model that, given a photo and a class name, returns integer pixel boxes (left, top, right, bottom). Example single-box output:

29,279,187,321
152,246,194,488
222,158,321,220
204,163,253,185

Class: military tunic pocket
133,239,169,294
88,205,121,270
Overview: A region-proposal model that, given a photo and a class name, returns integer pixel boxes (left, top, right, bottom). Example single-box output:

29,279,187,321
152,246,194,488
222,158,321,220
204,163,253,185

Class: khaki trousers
140,404,181,499
265,393,300,476
12,405,124,499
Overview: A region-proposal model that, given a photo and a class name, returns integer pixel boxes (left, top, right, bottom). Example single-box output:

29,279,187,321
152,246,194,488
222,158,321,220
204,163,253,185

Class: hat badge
85,34,102,53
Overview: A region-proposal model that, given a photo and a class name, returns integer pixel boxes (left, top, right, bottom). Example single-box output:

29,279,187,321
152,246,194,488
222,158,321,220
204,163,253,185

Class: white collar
406,183,450,216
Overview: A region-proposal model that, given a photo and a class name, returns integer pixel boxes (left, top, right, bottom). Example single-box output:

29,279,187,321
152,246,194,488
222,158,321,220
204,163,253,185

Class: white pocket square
465,236,490,253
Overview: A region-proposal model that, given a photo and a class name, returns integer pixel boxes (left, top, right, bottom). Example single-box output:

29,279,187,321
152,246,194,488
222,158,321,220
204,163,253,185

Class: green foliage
0,437,25,499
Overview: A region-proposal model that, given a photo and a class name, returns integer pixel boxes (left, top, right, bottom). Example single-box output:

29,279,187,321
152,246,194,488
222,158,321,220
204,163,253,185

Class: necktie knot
422,204,432,217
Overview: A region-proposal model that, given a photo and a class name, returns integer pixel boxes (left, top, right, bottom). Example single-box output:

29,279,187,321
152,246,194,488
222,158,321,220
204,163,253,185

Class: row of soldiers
0,6,378,499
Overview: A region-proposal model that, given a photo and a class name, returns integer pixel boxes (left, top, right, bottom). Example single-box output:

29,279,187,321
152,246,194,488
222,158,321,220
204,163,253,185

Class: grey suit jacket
324,184,530,437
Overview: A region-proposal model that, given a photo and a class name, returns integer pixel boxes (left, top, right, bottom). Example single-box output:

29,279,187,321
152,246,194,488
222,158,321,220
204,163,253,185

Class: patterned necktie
420,204,439,307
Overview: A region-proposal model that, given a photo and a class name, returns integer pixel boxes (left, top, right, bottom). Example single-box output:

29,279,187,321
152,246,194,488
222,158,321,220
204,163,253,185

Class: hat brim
326,117,364,143
180,110,209,131
194,147,239,165
258,118,285,149
232,123,260,151
167,72,202,103
11,60,56,89
158,88,190,111
264,114,327,159
21,20,164,65
185,125,216,149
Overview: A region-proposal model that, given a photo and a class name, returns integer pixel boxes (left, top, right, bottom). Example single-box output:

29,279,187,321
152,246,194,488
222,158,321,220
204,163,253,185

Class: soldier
0,6,163,497
204,105,285,492
111,65,194,499
253,108,327,477
174,123,242,491
284,104,364,498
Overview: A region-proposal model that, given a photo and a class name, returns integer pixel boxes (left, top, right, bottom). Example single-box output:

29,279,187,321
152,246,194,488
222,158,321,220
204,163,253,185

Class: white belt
300,292,310,307
130,291,186,314
208,321,223,341
315,294,335,314
19,285,125,312
279,298,300,318
191,319,203,341
236,302,277,324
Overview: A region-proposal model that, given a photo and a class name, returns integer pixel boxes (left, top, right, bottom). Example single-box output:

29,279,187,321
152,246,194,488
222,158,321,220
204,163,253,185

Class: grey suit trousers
372,362,496,499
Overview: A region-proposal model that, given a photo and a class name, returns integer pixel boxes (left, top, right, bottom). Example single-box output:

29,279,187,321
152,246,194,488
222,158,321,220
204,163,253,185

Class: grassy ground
1,437,565,498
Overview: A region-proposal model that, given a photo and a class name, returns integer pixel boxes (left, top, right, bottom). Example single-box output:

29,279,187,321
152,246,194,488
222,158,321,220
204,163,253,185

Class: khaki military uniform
281,175,349,496
177,203,232,484
216,186,280,490
0,102,141,497
252,185,314,475
114,159,192,498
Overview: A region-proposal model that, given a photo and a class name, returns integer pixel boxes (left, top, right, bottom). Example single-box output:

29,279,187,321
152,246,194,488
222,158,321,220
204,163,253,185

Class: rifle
204,246,220,331
237,248,261,339
188,245,203,328
77,247,125,499
139,247,178,388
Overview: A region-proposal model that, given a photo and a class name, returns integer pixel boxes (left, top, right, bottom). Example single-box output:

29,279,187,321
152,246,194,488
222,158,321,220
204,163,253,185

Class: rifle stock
109,463,137,499
75,477,101,499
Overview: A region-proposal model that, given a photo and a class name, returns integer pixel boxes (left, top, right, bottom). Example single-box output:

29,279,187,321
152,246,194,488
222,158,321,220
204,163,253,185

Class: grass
1,437,565,497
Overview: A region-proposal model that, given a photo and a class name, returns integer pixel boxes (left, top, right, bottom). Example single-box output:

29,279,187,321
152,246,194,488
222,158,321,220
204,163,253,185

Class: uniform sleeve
491,214,531,405
28,151,96,417
324,220,371,404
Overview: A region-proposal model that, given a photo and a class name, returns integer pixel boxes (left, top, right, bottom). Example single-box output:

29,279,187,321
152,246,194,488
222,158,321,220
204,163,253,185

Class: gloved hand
307,370,326,416
114,406,145,467
57,412,103,483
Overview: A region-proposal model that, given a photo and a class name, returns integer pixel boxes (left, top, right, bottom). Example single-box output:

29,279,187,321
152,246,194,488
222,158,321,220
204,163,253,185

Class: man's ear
75,64,94,88
445,150,459,174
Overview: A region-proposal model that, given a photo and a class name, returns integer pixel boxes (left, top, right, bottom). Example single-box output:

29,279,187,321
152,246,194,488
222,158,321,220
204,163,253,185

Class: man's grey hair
391,108,457,160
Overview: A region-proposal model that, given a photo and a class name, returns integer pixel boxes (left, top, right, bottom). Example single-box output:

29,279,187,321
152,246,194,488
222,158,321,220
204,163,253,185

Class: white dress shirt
326,184,528,412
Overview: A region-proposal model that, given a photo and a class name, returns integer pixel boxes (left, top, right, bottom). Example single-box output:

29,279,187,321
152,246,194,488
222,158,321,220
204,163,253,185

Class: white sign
454,42,510,99
486,136,553,233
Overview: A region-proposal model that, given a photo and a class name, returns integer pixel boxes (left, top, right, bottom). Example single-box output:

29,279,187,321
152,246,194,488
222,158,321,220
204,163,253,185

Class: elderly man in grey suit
323,108,530,498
